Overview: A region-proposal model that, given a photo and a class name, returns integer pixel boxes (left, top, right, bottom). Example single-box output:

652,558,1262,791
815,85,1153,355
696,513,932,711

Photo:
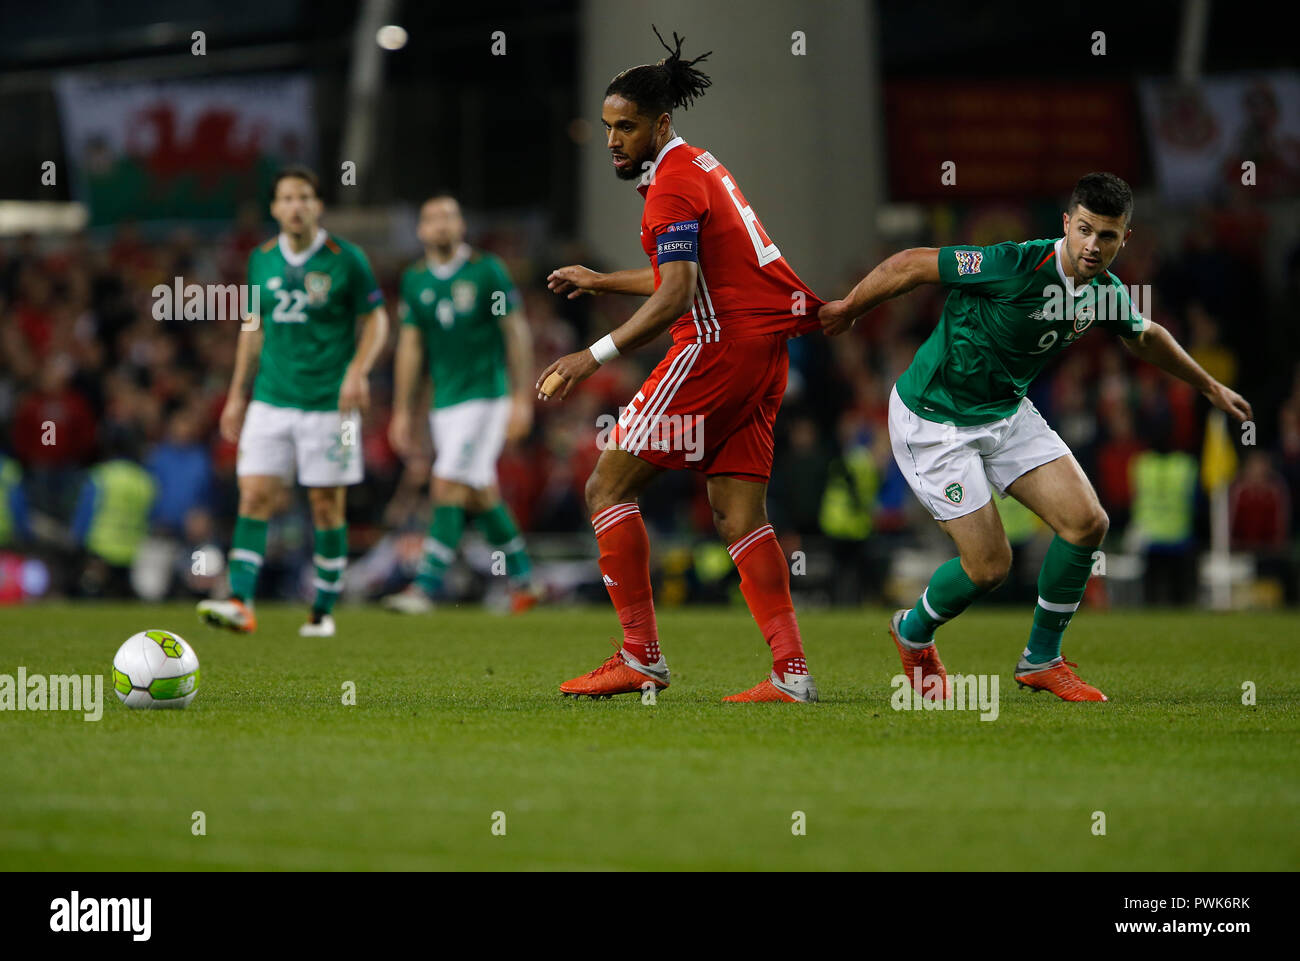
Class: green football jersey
248,229,384,411
399,245,521,410
896,237,1147,426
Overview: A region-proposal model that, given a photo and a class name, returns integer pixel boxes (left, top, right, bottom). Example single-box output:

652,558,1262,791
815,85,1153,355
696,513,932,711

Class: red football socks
591,503,661,664
728,524,809,675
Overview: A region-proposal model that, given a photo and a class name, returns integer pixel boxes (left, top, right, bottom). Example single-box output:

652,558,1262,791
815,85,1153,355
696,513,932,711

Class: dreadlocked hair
606,25,713,119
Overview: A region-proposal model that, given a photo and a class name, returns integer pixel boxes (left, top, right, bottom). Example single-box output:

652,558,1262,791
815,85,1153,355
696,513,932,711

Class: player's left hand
818,299,858,337
507,395,533,441
546,265,604,299
1204,382,1252,423
339,366,370,415
536,349,600,401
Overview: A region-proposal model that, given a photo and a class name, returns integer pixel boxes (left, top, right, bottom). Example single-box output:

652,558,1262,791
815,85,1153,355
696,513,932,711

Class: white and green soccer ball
112,629,200,709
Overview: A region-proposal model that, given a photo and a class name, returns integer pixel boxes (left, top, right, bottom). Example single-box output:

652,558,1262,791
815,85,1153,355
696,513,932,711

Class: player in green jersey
820,172,1252,701
198,165,389,637
381,193,539,614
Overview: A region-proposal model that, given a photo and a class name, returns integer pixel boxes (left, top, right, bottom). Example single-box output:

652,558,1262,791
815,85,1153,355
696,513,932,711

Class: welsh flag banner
55,74,315,225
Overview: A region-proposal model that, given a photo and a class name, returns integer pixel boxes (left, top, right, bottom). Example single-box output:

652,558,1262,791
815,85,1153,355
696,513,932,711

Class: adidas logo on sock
602,574,619,587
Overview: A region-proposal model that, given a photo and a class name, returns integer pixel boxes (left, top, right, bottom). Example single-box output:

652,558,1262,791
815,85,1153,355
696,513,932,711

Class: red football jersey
638,137,823,345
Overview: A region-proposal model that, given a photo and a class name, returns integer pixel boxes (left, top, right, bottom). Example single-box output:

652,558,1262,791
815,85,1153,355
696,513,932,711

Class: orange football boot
723,671,819,703
510,585,543,614
1014,656,1108,702
889,610,951,700
196,597,257,633
559,648,669,698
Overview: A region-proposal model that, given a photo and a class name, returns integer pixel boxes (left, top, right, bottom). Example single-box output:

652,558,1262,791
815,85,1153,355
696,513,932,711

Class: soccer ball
112,629,201,709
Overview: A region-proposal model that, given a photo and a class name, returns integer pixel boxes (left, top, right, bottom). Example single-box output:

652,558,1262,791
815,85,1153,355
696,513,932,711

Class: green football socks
415,505,465,597
1025,535,1096,663
228,516,268,604
473,502,532,585
899,557,990,646
311,525,348,616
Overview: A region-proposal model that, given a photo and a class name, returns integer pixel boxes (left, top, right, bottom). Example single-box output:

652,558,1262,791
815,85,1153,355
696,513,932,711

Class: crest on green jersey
944,482,964,504
305,271,332,305
452,280,477,314
1073,305,1095,334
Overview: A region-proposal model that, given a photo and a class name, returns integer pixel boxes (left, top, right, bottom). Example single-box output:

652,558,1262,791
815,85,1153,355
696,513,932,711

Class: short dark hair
271,164,320,200
1069,172,1133,222
605,25,712,121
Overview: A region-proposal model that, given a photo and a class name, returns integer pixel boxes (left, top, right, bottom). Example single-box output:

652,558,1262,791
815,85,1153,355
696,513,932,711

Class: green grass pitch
1,602,1296,871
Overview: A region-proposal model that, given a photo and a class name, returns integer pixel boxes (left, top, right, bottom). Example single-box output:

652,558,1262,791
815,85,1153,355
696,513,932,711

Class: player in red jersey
539,28,824,703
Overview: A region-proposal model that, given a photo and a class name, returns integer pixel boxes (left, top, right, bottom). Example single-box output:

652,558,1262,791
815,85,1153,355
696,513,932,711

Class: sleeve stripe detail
1033,251,1055,271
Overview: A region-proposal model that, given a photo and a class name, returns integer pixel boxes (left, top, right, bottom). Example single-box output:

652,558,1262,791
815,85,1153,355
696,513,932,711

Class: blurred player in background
198,165,388,637
540,28,824,702
820,172,1252,701
382,193,539,613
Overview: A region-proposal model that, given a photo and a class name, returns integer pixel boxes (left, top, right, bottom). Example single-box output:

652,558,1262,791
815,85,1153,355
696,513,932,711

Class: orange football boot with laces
559,648,669,698
889,610,951,700
1014,655,1107,701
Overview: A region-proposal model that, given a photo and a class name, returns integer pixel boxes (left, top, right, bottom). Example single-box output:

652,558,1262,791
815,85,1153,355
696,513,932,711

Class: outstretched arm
535,259,696,400
547,265,656,298
1122,321,1252,421
819,248,941,336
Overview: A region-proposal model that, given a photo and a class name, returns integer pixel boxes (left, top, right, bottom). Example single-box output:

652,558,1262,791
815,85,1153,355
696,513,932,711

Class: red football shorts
611,333,790,480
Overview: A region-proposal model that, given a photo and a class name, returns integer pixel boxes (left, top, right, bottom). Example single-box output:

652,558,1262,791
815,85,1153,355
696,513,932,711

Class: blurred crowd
1,199,1297,606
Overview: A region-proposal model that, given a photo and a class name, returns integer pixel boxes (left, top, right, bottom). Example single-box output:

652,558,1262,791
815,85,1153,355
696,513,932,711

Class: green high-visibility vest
0,456,18,545
1131,451,1197,545
86,460,157,566
820,449,879,541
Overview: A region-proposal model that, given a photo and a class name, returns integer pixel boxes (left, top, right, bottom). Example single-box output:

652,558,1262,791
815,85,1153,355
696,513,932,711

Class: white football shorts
237,399,364,487
429,396,511,488
888,384,1070,521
